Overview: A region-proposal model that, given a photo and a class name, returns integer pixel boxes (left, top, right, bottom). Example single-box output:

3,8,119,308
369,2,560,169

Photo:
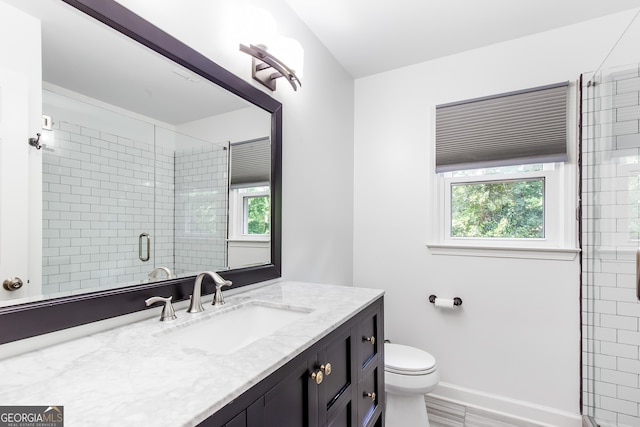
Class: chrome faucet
148,266,173,281
187,271,233,313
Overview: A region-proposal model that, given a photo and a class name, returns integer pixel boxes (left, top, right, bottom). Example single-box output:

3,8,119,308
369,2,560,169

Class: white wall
354,9,640,425
115,0,356,285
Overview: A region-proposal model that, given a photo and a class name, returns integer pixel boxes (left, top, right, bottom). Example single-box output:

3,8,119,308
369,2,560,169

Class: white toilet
384,343,440,427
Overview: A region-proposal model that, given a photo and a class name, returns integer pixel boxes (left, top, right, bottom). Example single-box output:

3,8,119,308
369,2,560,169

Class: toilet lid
385,343,436,375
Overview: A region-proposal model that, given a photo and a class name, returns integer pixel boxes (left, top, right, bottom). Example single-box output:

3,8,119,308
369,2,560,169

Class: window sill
426,243,580,261
228,238,270,243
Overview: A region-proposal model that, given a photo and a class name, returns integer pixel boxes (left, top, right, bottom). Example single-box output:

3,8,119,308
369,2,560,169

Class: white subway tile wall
42,120,228,296
582,64,640,427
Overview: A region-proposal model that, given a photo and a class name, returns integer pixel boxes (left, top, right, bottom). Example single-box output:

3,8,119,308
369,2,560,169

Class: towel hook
28,133,42,150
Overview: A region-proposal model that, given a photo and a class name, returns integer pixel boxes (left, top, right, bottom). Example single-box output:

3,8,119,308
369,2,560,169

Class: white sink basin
157,302,311,355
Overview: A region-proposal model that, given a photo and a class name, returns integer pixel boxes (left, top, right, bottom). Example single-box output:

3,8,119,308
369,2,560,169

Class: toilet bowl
384,343,439,427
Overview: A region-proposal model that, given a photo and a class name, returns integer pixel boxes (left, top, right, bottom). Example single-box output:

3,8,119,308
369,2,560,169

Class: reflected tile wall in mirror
41,89,228,297
174,140,229,276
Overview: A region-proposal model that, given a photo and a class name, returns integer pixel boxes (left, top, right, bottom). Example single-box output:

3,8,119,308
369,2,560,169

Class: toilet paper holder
429,295,462,306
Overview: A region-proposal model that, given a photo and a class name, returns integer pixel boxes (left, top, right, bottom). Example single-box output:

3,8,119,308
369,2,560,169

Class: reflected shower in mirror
42,88,239,298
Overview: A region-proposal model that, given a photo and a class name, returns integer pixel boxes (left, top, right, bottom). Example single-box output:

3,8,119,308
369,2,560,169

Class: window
451,175,544,239
429,82,578,258
442,164,559,248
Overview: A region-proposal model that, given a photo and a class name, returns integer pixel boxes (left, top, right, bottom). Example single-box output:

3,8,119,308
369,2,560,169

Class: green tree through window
451,179,544,238
246,195,270,234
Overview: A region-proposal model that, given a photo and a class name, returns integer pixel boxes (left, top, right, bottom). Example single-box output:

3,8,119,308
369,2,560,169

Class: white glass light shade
268,37,304,79
228,5,277,51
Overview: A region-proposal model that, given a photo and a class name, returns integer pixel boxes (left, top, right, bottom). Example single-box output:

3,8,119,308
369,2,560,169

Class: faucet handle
212,279,232,306
145,296,177,321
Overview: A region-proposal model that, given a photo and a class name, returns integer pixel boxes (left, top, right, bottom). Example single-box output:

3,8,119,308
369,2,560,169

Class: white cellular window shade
230,138,271,188
435,82,569,173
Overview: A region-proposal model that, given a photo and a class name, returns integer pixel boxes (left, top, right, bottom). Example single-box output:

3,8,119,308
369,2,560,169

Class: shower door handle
139,233,150,262
636,248,640,301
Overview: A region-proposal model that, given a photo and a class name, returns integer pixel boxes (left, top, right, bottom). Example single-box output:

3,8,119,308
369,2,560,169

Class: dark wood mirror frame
0,0,282,346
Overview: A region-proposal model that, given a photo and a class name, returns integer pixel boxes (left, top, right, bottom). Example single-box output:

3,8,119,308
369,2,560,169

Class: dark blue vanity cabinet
201,297,384,427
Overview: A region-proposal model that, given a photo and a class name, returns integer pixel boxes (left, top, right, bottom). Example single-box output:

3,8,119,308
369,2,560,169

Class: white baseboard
429,382,582,427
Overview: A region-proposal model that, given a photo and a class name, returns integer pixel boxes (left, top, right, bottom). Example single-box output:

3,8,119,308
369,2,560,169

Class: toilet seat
385,343,436,376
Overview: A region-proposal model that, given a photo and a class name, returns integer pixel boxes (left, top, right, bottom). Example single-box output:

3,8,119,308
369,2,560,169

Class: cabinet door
317,328,357,426
326,401,353,427
358,366,381,427
225,411,246,427
247,360,318,427
358,307,381,370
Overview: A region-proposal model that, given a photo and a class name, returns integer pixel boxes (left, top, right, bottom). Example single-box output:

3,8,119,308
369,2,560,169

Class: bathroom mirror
0,0,282,344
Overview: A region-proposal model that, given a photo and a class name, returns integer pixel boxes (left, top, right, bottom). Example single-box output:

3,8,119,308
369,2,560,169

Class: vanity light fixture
239,43,301,91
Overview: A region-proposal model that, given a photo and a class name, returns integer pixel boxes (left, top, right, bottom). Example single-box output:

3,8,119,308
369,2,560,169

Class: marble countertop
0,281,384,426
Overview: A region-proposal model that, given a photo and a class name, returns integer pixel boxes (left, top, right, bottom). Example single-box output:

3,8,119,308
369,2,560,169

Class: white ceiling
6,0,640,122
285,0,640,78
5,0,253,125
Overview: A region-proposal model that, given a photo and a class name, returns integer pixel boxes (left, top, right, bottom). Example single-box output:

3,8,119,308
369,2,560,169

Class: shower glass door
582,64,640,427
41,89,229,298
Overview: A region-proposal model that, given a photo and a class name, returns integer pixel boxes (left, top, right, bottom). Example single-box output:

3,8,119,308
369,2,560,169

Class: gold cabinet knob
310,369,323,385
364,336,376,345
320,363,332,376
365,391,376,402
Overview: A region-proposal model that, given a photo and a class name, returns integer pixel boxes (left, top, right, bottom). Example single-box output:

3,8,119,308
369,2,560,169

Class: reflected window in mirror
243,186,271,235
229,185,271,237
227,138,271,269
